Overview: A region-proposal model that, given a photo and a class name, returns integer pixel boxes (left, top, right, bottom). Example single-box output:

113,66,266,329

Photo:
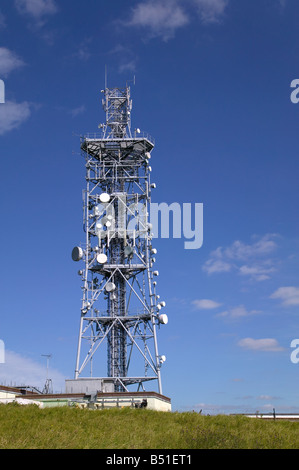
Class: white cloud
70,105,86,118
15,0,57,22
217,305,261,319
193,0,228,23
223,234,278,260
202,257,232,275
108,44,137,75
119,60,137,74
0,350,66,392
128,0,189,40
203,234,278,281
239,264,276,282
192,299,222,309
0,100,31,135
238,338,284,352
76,47,90,61
257,395,280,400
0,47,25,77
126,0,229,40
270,286,299,307
74,38,92,61
15,0,57,18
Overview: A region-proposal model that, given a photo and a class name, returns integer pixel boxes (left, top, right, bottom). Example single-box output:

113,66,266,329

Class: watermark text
0,340,4,363
0,79,4,104
290,339,299,363
93,197,203,250
290,79,299,104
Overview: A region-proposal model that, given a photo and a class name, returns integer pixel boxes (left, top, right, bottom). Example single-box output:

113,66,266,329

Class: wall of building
0,390,17,400
0,386,172,411
65,378,111,394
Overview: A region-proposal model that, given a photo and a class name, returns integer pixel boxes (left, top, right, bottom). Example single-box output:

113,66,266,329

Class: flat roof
17,391,171,403
0,385,40,395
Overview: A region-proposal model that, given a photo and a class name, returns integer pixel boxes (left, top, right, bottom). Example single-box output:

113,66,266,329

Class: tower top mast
101,86,132,139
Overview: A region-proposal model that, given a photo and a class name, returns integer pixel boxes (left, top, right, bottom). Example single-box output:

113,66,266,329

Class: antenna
41,354,53,394
126,75,136,88
101,86,133,138
105,65,108,90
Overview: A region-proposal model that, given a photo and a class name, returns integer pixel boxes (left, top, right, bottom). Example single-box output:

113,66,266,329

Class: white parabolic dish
105,282,116,292
159,314,168,325
72,246,83,262
99,193,110,203
97,253,107,264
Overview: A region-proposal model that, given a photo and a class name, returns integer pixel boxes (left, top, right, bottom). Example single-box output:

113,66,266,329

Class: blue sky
0,0,299,414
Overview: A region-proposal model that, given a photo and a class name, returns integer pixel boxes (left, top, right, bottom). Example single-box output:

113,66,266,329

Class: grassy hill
1,403,299,449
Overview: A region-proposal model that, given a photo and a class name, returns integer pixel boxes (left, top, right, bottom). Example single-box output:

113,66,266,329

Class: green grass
1,403,299,449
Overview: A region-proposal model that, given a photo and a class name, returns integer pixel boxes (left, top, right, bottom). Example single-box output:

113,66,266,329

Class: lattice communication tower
72,85,168,393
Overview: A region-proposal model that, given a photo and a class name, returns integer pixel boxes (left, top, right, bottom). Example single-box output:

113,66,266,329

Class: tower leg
75,316,84,379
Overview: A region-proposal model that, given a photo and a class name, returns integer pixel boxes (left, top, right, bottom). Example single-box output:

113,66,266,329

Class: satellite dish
153,270,159,276
124,246,134,258
105,282,116,292
136,128,141,134
101,216,112,227
158,313,168,325
97,253,107,264
145,152,151,159
160,301,166,307
151,248,157,254
99,193,110,203
72,246,83,262
160,355,166,362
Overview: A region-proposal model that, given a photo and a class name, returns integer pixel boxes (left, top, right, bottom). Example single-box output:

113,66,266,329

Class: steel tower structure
72,85,168,394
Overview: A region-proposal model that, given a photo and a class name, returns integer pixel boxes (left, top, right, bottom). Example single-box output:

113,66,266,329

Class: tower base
65,379,171,411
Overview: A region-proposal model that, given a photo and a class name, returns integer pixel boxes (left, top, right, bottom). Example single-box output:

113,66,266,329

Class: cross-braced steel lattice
72,86,168,393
